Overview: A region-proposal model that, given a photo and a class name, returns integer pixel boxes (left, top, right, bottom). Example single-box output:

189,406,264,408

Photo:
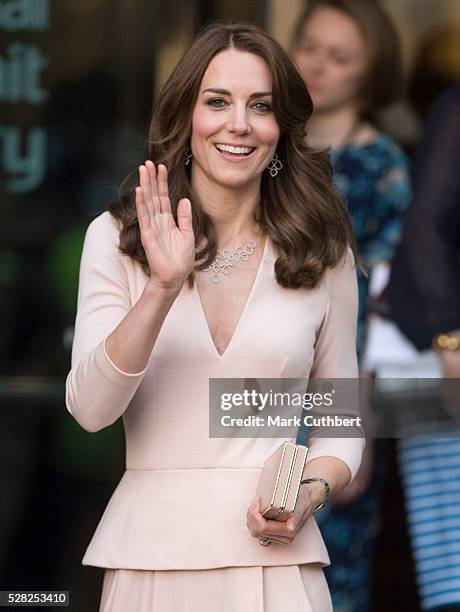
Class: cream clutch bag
256,441,308,520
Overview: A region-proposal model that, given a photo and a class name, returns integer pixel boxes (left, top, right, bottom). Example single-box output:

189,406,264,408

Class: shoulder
339,130,410,193
86,210,122,239
316,245,359,321
371,136,409,172
83,210,123,252
352,124,409,168
79,211,129,273
352,123,379,147
365,135,412,206
376,135,409,168
325,245,357,290
353,132,412,205
337,245,356,274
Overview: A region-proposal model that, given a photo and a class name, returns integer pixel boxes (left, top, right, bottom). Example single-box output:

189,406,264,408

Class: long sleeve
65,211,149,432
388,84,460,349
306,246,365,481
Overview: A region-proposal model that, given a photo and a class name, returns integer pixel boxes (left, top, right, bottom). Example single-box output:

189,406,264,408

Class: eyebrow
202,88,272,98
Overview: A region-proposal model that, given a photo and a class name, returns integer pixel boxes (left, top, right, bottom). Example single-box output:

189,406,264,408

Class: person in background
388,83,460,612
290,2,412,610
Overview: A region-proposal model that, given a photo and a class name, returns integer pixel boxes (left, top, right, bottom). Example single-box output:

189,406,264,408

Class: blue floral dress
316,133,412,612
331,134,412,357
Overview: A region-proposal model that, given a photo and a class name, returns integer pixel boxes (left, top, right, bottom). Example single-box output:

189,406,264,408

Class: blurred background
1,1,459,610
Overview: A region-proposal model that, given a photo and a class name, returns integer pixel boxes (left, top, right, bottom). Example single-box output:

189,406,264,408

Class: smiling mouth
215,143,256,156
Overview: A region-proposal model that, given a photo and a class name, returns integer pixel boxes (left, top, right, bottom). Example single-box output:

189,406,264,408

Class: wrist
306,481,325,508
144,278,183,299
300,477,330,512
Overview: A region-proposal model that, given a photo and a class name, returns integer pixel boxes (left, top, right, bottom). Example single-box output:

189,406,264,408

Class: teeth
216,144,254,155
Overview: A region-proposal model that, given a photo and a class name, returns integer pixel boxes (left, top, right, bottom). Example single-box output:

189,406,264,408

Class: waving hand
135,161,195,292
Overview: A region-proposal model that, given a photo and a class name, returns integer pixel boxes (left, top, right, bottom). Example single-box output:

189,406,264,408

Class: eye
299,41,315,53
253,101,272,113
206,97,227,108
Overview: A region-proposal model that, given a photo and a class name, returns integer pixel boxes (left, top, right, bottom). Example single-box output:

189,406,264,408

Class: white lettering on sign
0,0,50,193
0,125,46,192
0,43,49,103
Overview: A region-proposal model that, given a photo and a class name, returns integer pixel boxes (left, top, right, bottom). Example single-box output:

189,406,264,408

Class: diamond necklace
201,239,258,284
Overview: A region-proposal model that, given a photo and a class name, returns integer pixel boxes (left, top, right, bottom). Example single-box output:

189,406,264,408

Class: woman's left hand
246,482,324,544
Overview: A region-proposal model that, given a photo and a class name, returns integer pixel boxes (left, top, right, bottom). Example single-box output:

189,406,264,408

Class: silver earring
185,147,192,166
267,153,283,177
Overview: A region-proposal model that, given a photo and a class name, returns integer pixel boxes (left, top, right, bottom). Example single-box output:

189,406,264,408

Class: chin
212,170,259,190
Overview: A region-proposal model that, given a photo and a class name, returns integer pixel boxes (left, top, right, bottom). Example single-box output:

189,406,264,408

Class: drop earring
267,153,283,177
185,147,193,166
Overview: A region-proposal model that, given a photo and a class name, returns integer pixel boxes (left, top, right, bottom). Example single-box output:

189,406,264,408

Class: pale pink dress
65,212,364,611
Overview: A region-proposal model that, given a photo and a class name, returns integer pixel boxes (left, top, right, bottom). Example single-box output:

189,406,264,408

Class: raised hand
135,161,195,292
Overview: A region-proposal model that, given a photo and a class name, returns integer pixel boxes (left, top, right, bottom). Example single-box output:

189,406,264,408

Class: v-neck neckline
194,236,269,359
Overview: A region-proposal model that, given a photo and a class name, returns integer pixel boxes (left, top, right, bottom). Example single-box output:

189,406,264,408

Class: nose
226,104,251,135
306,52,326,77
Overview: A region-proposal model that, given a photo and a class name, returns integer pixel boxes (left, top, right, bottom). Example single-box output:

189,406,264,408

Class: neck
306,105,360,150
191,169,263,248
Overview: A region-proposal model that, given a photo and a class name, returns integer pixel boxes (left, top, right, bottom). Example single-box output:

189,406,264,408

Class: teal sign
0,0,50,193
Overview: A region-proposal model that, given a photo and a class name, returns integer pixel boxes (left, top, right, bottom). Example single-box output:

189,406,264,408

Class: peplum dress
65,211,364,611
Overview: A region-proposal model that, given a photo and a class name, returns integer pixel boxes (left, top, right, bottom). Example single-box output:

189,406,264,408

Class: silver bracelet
300,477,330,512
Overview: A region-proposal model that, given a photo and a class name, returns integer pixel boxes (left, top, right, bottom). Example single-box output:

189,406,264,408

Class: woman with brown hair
66,21,364,611
290,2,412,610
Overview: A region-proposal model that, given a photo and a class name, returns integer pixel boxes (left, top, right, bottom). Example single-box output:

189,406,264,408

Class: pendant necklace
202,239,258,285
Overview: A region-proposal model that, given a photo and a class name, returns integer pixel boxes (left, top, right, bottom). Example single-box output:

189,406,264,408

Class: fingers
145,161,158,203
157,164,173,214
177,198,193,235
263,517,298,538
284,497,308,534
246,498,266,533
137,161,193,240
246,498,298,544
140,162,175,216
140,162,159,216
135,186,150,234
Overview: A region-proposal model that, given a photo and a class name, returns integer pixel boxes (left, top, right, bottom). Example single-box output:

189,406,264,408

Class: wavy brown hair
109,20,358,289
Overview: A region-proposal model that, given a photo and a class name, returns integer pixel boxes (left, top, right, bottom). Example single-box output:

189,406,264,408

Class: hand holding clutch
246,441,328,546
